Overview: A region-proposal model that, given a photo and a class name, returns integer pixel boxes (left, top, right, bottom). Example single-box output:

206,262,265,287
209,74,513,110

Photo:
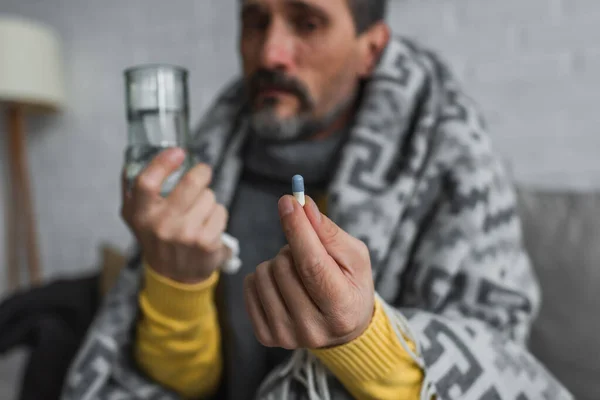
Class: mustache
247,69,314,110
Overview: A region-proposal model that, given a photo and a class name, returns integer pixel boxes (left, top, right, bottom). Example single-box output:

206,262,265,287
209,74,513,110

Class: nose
260,19,294,71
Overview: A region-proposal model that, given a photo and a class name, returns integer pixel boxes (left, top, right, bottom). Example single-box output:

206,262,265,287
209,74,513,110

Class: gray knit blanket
61,36,573,400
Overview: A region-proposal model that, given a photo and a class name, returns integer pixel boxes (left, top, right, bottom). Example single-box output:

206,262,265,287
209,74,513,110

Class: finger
277,195,345,307
271,246,320,317
303,196,368,273
167,163,212,212
132,148,186,209
199,205,229,252
254,261,297,349
244,273,274,347
181,188,218,238
271,247,326,346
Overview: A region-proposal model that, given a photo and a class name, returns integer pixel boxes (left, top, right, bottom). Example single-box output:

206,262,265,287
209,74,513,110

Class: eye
295,16,320,34
248,19,268,32
243,13,269,33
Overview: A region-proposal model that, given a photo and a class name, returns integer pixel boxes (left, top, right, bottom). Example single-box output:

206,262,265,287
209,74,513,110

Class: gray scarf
61,36,573,400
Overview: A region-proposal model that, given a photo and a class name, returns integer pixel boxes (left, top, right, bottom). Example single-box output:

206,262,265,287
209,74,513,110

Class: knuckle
255,262,271,283
153,220,173,242
302,257,327,284
135,173,157,193
328,313,357,338
179,227,198,246
194,227,209,246
204,238,223,254
273,251,288,267
279,341,296,351
274,331,295,350
256,330,274,347
198,236,217,253
279,245,292,257
253,328,274,348
272,256,291,282
297,323,325,349
180,170,203,188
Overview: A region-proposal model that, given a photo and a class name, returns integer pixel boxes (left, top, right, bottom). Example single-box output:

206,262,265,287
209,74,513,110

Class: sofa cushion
516,187,600,400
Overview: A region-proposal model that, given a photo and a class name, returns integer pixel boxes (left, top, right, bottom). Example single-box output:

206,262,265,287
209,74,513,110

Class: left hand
243,195,375,350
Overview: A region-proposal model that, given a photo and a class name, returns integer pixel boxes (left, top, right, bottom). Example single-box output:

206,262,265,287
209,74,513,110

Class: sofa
517,187,600,400
89,187,600,399
1,188,596,399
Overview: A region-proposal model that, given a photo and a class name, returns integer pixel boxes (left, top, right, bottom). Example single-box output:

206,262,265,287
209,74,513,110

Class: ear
357,22,390,78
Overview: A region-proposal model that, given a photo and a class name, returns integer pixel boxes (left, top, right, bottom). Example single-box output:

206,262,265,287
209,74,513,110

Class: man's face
240,0,370,141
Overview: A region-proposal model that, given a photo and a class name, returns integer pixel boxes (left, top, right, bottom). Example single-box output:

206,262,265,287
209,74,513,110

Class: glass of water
124,64,190,196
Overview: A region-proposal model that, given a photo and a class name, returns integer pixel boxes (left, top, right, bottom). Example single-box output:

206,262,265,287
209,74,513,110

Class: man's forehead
241,0,348,14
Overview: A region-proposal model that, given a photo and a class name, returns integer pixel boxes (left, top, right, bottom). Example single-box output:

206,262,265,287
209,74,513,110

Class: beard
245,68,355,142
248,97,351,142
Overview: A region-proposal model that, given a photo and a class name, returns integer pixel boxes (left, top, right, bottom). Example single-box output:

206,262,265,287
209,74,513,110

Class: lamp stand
5,104,42,290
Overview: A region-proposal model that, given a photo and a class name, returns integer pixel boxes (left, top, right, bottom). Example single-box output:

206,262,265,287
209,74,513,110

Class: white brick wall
390,0,600,188
0,0,599,292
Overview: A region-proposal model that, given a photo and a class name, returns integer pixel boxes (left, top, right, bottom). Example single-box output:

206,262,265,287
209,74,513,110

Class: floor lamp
0,15,66,290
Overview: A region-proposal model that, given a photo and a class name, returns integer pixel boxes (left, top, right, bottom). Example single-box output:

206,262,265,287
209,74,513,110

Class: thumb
303,196,366,270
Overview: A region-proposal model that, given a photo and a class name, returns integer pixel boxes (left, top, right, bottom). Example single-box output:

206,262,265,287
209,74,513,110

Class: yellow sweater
135,266,424,399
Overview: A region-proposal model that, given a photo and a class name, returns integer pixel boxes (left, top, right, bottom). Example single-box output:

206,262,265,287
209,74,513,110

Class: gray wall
1,0,599,294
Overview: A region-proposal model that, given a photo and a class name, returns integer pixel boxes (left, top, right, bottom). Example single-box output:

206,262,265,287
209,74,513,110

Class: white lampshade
0,15,66,111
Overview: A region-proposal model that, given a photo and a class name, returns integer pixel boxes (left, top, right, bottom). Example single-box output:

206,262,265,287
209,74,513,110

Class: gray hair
348,0,387,34
238,0,388,34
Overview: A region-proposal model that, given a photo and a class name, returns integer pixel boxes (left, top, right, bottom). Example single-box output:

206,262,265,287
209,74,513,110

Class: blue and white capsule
292,174,305,207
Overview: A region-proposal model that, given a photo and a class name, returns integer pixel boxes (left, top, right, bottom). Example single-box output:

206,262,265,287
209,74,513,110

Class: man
62,0,572,399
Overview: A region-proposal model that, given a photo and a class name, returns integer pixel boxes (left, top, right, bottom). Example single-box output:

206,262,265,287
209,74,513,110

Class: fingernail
279,196,294,217
309,197,322,223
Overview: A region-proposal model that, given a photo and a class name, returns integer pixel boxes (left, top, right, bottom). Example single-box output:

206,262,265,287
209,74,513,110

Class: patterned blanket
61,36,573,400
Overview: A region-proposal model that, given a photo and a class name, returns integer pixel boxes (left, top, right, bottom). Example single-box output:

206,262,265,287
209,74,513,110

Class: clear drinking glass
124,64,190,196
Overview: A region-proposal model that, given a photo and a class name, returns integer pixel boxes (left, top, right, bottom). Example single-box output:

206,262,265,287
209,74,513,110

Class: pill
292,174,305,207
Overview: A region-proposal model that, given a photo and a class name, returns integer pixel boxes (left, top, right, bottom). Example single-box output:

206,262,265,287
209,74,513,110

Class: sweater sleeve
135,265,223,399
311,298,423,400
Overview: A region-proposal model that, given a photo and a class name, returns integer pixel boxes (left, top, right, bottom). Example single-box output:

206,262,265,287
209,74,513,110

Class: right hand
121,147,230,284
